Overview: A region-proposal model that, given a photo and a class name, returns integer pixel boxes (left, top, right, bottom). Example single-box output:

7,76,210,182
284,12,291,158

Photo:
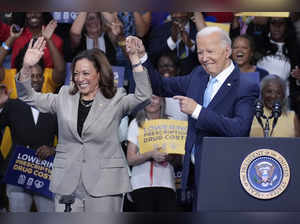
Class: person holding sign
15,36,152,212
0,61,57,211
132,26,259,210
127,95,179,211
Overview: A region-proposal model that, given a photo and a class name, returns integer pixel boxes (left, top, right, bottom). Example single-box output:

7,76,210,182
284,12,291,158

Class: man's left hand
173,95,197,115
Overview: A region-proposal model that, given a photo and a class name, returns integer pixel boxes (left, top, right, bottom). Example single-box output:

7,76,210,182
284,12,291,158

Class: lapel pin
227,83,231,87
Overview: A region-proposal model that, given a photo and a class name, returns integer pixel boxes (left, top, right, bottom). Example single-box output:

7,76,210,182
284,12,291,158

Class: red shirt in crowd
0,21,63,68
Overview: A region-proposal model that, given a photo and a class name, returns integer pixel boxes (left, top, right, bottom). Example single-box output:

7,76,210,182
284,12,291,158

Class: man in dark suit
147,12,200,75
134,26,259,210
0,63,57,211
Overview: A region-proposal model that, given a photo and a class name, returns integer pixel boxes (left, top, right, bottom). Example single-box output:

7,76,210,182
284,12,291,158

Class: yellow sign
206,22,231,34
235,12,290,18
138,119,187,155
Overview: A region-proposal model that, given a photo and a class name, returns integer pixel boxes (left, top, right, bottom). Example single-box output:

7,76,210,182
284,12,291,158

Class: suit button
82,159,86,163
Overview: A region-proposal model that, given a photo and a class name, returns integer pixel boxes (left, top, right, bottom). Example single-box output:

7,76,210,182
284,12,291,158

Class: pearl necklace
80,99,93,108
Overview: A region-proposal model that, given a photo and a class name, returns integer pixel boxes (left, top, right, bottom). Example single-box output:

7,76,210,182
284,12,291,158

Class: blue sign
4,145,54,199
52,12,78,23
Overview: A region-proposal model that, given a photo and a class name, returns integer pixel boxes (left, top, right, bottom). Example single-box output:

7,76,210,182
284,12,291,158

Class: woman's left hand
23,37,46,67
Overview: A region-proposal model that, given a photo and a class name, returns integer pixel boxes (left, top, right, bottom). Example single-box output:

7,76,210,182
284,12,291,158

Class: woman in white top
127,95,178,211
255,17,300,114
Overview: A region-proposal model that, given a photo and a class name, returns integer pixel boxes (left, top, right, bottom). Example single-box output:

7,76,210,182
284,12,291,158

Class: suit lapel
195,72,209,105
208,67,239,109
82,91,109,134
70,92,82,141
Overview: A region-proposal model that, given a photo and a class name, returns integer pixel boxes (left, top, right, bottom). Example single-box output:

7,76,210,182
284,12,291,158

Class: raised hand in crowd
35,145,55,160
181,27,194,49
291,65,300,80
109,15,124,40
41,19,65,85
42,19,57,41
0,24,24,82
10,24,24,40
191,12,206,31
0,84,10,108
19,37,46,81
171,20,181,43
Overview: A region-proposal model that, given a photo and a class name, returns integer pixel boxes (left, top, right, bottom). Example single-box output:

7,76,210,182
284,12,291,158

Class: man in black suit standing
148,12,206,75
0,64,57,212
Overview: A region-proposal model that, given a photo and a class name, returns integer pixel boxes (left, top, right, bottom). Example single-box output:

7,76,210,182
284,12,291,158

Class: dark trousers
131,187,176,212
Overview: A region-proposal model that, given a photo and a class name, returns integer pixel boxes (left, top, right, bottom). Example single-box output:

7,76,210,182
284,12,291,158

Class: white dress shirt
191,61,235,119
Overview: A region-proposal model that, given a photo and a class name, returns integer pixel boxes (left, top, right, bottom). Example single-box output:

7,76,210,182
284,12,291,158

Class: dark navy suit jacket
0,99,58,171
143,59,259,209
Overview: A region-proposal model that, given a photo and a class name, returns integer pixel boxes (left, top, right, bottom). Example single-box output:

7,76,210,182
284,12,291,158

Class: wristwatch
132,62,142,68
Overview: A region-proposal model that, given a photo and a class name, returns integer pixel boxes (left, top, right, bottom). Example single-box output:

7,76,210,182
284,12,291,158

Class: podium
197,137,300,212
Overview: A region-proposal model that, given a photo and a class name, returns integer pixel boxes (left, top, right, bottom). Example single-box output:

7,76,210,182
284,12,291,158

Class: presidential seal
240,149,290,200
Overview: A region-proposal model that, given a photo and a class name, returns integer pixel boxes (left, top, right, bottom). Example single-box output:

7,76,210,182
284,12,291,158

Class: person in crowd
69,12,116,65
131,26,259,210
101,12,151,93
254,17,300,117
0,22,66,95
256,17,300,82
147,12,206,76
230,15,268,46
0,64,57,212
250,74,300,137
232,34,269,81
0,12,63,68
155,52,188,121
127,94,178,211
15,36,152,212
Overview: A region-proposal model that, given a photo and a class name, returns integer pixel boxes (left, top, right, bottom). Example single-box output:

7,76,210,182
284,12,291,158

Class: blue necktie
191,77,217,163
203,77,217,108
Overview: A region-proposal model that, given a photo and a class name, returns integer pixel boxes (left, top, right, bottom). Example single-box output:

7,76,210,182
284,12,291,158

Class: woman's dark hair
136,96,167,128
82,12,104,35
14,39,44,73
232,34,257,65
70,48,116,99
257,17,300,67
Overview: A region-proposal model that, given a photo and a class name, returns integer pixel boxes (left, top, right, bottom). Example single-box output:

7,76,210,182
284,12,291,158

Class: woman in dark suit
15,36,152,212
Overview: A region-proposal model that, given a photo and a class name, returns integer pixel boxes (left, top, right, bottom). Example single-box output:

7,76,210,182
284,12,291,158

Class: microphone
272,99,282,119
270,100,282,136
255,99,264,129
59,195,75,212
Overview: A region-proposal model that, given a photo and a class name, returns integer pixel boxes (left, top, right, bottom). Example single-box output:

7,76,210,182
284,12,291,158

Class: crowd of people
0,11,300,212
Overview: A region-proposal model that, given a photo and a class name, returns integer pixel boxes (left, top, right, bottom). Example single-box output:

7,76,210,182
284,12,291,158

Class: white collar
210,60,234,84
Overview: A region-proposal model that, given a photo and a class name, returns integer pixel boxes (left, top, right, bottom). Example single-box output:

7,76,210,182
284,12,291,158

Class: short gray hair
260,74,288,113
196,26,232,49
